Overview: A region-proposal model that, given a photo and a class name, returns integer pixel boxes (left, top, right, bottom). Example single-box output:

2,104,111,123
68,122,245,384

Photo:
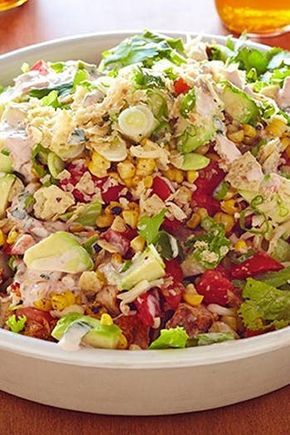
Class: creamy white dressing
58,322,91,351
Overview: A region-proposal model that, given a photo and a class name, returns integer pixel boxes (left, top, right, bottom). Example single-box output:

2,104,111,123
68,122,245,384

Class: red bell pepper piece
160,282,184,310
173,77,191,95
191,191,220,216
230,252,283,279
101,184,124,204
162,217,182,234
196,270,233,306
194,161,225,195
135,291,160,327
152,176,171,201
165,259,183,283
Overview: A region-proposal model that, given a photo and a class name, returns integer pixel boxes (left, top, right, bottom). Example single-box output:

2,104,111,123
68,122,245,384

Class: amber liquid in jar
0,0,27,12
215,0,290,35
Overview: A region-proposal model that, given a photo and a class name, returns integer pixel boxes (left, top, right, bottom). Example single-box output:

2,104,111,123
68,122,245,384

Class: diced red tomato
194,161,225,195
191,191,220,216
160,282,184,310
191,161,225,216
15,307,56,340
30,60,48,75
135,290,160,327
101,184,124,204
103,229,130,256
161,217,182,234
165,259,183,283
230,252,283,279
173,77,191,95
196,270,234,306
152,176,171,201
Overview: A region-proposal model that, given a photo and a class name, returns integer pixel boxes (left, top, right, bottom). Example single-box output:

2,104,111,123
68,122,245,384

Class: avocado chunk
0,174,16,217
180,153,210,170
177,119,216,153
52,312,122,350
120,244,165,290
0,151,12,173
220,82,259,124
24,231,93,273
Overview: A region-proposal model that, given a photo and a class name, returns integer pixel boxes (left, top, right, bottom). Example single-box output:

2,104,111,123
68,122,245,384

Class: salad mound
0,31,290,351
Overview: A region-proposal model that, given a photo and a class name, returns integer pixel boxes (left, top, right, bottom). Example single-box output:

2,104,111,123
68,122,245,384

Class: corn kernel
33,298,52,311
234,239,248,253
88,151,110,177
117,160,136,180
243,124,257,138
96,270,106,285
214,212,235,233
136,158,156,176
117,334,128,349
183,293,204,306
123,177,134,188
196,208,208,219
186,212,201,229
6,229,18,245
131,175,142,187
174,169,184,183
96,214,114,228
122,209,139,228
266,119,287,137
186,170,198,183
143,175,153,188
221,199,240,215
0,230,5,247
51,291,76,311
227,129,244,143
100,313,113,326
163,168,176,181
130,235,145,252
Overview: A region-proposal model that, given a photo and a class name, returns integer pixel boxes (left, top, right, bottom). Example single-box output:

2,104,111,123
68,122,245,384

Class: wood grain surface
0,1,289,434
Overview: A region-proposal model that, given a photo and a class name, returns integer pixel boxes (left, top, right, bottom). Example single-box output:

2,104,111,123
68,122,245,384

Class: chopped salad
0,31,290,351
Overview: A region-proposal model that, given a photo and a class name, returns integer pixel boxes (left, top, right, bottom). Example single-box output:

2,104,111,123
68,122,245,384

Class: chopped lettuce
154,230,181,260
189,332,235,346
256,266,290,288
239,278,290,330
138,209,166,245
6,314,27,333
149,327,189,349
41,90,60,108
185,217,230,269
99,30,185,73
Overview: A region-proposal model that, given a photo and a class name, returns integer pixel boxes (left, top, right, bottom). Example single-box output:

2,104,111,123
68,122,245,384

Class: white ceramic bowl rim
0,31,289,370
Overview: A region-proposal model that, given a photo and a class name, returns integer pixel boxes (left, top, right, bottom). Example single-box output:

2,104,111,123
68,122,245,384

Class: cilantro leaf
6,314,27,333
99,30,185,73
133,67,165,89
149,327,189,349
138,209,166,245
239,278,290,330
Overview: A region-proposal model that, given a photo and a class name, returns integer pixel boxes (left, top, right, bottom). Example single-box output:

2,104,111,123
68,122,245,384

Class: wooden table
0,1,289,433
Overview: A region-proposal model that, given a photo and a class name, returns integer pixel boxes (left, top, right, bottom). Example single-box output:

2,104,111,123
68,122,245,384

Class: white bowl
0,32,289,415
